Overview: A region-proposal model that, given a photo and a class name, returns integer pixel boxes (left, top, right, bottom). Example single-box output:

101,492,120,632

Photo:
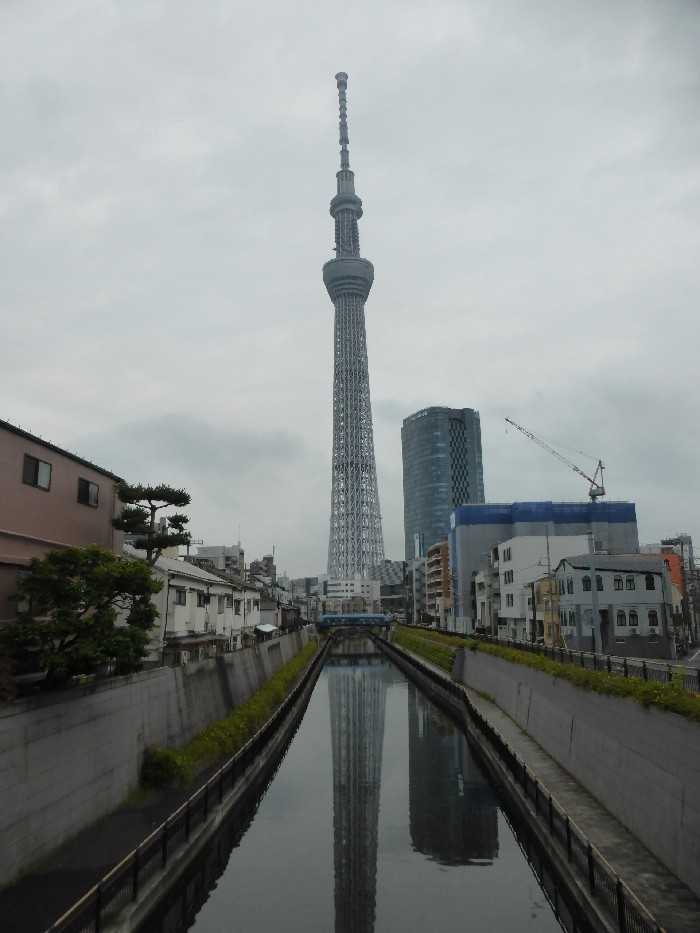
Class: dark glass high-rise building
401,407,485,561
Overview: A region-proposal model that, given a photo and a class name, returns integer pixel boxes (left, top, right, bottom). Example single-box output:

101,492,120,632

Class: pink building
0,419,123,622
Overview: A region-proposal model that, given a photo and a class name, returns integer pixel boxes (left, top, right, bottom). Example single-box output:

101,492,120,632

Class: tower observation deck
324,72,384,579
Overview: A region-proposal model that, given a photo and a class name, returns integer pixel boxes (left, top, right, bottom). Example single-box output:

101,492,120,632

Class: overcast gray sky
2,1,699,576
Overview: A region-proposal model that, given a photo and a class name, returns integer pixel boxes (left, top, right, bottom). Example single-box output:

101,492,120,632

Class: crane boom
505,418,606,501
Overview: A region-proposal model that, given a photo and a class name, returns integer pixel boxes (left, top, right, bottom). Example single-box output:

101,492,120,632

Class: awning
255,624,279,634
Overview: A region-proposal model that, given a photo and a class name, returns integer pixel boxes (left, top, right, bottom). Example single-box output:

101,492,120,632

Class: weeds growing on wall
395,625,700,723
141,640,318,789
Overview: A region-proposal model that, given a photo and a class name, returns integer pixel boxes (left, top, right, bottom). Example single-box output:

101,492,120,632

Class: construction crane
505,418,606,501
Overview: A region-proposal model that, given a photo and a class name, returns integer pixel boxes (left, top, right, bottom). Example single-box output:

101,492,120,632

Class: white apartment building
323,576,381,613
555,554,674,659
124,546,260,664
497,535,591,642
195,544,244,576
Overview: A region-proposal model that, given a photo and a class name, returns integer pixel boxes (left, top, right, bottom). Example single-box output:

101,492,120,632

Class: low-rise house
555,554,674,659
0,419,123,623
124,546,261,664
496,535,590,642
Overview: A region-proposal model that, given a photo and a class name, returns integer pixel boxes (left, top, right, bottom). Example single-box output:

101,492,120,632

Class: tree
0,546,162,688
113,483,191,565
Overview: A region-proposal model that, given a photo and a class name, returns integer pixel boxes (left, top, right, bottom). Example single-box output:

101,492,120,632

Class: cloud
1,0,698,573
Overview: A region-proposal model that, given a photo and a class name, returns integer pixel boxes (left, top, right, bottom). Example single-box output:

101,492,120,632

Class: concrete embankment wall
0,630,311,887
453,647,700,898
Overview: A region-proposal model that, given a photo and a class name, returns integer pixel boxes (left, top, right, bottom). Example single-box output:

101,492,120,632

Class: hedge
141,640,318,788
395,625,700,723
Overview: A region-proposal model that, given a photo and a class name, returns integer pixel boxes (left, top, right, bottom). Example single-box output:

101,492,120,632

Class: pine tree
113,483,191,565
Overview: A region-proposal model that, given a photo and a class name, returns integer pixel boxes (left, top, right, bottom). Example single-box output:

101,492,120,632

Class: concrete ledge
454,645,700,898
0,631,311,886
375,636,653,933
102,643,326,932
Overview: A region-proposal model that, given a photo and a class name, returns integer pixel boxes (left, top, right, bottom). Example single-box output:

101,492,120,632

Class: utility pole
589,533,600,654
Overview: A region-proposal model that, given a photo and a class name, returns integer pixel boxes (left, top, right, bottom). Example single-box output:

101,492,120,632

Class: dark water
144,648,562,932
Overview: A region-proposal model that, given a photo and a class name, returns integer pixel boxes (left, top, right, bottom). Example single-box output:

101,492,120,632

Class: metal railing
45,639,328,933
412,626,700,694
376,634,664,933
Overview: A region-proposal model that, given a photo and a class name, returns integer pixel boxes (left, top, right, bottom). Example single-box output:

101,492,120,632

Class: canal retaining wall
453,646,700,899
0,629,311,888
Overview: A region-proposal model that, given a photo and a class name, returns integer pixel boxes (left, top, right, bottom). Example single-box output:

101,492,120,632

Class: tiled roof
559,554,665,574
124,545,237,586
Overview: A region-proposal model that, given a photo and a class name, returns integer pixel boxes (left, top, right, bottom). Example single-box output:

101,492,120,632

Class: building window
506,594,514,607
625,576,635,591
616,610,627,627
503,546,511,562
22,454,52,490
217,595,225,613
560,610,566,626
253,600,260,611
648,610,658,628
558,579,565,595
629,610,638,628
566,577,574,594
174,588,187,606
582,575,591,592
197,591,208,608
645,574,655,591
596,575,604,592
234,599,241,615
614,576,623,591
225,595,234,609
77,477,99,507
568,609,576,627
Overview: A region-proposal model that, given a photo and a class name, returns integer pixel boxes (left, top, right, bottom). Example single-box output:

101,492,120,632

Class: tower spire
323,72,384,579
336,71,350,170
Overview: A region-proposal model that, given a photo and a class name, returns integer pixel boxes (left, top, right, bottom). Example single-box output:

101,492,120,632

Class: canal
142,643,563,932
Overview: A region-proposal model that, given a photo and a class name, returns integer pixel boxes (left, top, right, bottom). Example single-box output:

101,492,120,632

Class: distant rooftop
0,417,122,481
452,501,637,527
559,554,665,574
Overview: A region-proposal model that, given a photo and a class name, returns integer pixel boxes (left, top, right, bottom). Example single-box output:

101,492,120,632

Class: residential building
0,419,123,623
323,576,381,614
195,544,245,578
425,540,451,629
402,407,485,563
449,501,639,633
641,535,697,647
409,557,427,624
124,545,260,664
555,554,674,659
497,535,591,642
249,553,276,584
474,564,499,635
535,577,561,647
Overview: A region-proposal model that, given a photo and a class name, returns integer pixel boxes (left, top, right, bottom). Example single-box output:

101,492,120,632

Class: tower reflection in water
408,682,499,865
327,639,391,933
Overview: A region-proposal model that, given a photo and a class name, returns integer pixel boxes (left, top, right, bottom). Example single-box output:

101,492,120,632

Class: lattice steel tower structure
324,72,384,578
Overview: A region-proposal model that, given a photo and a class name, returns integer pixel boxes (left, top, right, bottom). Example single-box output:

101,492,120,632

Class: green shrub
141,746,190,788
394,625,700,723
140,640,318,789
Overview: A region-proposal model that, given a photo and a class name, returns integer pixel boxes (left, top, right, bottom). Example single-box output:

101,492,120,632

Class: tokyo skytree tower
324,72,384,578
